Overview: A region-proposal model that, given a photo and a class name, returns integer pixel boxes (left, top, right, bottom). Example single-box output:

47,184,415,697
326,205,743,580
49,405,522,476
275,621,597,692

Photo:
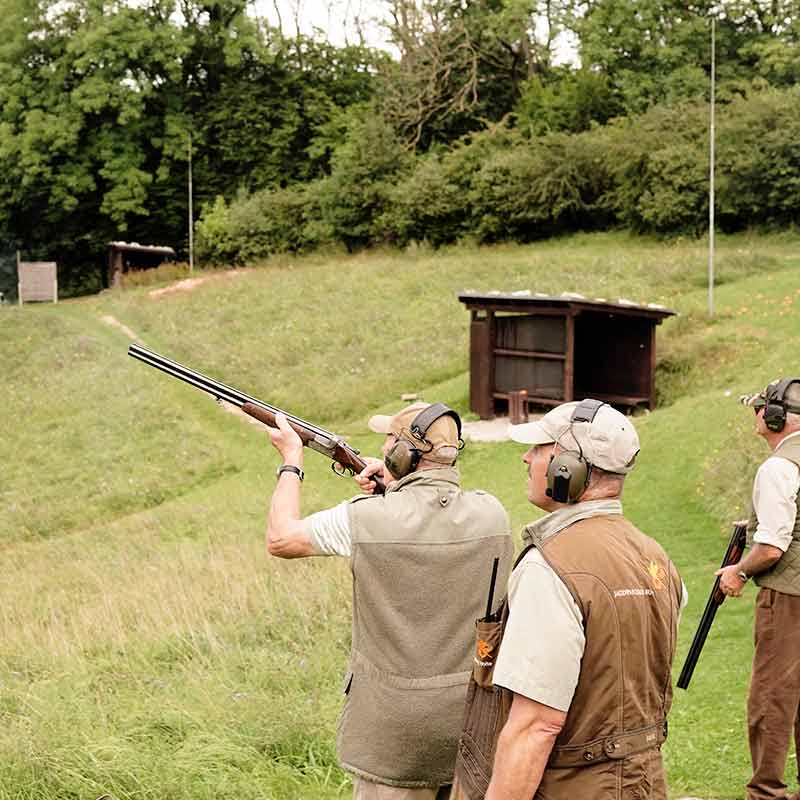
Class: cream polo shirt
304,501,352,556
492,500,687,713
752,430,800,552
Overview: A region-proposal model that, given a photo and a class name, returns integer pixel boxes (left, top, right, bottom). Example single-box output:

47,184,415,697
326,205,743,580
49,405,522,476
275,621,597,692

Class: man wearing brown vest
264,402,514,800
451,399,685,800
719,379,800,800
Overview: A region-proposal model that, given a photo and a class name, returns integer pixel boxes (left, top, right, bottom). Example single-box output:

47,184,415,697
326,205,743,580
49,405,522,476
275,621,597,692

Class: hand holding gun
676,521,747,690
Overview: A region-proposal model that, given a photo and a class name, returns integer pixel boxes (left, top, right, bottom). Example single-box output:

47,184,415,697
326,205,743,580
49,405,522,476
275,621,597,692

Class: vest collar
522,498,623,547
773,429,800,452
385,466,461,494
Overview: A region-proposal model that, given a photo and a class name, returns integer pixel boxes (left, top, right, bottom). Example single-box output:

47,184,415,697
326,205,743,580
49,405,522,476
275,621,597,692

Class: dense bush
314,113,414,250
601,104,710,234
198,86,800,262
716,89,800,230
196,185,324,265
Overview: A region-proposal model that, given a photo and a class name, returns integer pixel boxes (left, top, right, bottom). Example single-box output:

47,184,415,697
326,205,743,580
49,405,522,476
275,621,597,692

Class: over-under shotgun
128,343,385,494
676,521,747,690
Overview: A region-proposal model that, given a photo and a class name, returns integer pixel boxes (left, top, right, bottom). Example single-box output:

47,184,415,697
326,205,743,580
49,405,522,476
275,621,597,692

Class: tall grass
3,230,800,798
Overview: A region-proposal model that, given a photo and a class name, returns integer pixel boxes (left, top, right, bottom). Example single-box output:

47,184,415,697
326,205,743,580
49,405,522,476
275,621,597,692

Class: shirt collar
522,498,623,547
774,429,800,451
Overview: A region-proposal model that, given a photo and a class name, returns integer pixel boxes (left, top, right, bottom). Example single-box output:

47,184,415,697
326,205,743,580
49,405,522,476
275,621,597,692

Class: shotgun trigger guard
331,462,354,478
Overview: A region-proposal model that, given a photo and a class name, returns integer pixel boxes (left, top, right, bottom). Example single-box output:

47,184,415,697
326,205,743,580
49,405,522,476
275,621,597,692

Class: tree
567,0,800,114
378,0,574,148
0,0,380,291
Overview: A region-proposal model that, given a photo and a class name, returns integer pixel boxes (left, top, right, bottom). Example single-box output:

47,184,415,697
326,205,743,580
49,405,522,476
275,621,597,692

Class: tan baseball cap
509,400,640,474
369,402,460,463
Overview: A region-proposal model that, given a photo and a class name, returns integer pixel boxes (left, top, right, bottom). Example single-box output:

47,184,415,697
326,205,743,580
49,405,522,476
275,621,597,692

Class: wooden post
509,389,529,424
470,310,495,419
649,324,657,409
16,250,21,306
563,312,575,401
188,132,194,274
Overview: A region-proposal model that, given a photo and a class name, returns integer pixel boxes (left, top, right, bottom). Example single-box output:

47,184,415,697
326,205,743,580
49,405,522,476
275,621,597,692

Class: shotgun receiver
128,343,385,494
676,521,747,689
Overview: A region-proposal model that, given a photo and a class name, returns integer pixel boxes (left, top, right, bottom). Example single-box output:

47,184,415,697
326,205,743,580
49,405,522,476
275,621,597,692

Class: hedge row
197,87,800,264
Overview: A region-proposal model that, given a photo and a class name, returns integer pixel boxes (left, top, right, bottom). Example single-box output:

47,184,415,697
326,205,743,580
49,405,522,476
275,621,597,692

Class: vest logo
477,640,494,660
647,560,667,591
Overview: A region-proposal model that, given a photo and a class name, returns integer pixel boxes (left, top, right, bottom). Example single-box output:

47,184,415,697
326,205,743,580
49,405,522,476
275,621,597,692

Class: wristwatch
276,464,304,482
737,570,749,583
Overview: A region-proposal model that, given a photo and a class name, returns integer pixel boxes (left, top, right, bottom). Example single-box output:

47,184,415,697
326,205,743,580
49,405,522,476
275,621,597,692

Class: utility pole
708,16,716,317
188,131,194,274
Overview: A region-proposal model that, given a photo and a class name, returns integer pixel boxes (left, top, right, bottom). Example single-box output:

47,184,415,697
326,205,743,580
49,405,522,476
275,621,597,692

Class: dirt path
100,313,261,428
100,314,139,341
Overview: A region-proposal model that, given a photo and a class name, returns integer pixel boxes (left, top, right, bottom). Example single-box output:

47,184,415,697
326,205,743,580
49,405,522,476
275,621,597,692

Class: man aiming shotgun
265,402,513,799
127,345,514,799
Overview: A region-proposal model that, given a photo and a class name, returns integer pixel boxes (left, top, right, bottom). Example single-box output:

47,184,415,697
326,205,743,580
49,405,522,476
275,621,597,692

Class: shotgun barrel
676,521,747,690
128,343,385,493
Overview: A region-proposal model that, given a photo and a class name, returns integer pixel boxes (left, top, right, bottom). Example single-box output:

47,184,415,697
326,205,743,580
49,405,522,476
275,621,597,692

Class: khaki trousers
353,778,451,800
747,588,800,800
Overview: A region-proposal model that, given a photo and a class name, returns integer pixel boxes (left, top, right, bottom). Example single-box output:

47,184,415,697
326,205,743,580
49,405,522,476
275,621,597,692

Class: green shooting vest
746,434,800,595
338,467,513,788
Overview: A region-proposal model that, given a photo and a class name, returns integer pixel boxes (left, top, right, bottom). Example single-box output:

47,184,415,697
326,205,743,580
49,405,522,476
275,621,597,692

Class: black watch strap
276,464,304,482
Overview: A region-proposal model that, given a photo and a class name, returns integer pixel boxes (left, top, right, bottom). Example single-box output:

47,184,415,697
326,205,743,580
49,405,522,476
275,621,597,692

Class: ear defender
763,378,800,433
383,403,462,480
384,440,423,479
764,401,787,433
544,398,605,504
545,451,591,504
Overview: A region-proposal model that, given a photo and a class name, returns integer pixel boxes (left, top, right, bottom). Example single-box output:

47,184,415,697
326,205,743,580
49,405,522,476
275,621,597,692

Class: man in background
719,379,800,800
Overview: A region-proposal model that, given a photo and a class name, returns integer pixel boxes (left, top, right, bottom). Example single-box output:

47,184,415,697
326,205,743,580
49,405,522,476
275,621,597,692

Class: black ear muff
764,401,787,433
545,451,590,504
763,378,800,433
384,440,422,479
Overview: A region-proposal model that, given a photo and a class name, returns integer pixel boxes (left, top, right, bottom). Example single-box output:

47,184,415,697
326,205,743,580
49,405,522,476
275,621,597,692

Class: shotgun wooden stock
128,343,385,494
676,521,747,690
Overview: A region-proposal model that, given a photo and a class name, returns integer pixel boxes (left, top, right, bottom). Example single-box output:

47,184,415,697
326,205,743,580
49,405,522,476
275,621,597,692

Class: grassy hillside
3,230,800,799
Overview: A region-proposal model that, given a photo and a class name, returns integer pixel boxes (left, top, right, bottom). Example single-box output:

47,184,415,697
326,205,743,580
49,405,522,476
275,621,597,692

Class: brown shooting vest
338,467,514,788
454,515,682,800
746,435,800,595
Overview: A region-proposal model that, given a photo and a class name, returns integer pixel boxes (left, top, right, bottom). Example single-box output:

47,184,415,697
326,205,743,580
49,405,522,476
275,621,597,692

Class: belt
547,720,668,769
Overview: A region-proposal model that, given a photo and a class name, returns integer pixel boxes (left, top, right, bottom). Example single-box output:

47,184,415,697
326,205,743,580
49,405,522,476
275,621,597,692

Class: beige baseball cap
369,402,460,463
509,400,640,474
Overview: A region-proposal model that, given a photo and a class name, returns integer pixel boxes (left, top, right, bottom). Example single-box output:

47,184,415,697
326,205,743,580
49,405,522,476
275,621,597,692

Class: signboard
18,259,57,304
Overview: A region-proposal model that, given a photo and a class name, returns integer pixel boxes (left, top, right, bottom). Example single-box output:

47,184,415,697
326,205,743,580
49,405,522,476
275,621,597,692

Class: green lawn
3,230,800,798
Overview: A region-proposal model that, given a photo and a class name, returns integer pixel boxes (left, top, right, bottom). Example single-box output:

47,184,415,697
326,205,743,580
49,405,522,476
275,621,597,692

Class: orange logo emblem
477,640,494,660
647,561,666,591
